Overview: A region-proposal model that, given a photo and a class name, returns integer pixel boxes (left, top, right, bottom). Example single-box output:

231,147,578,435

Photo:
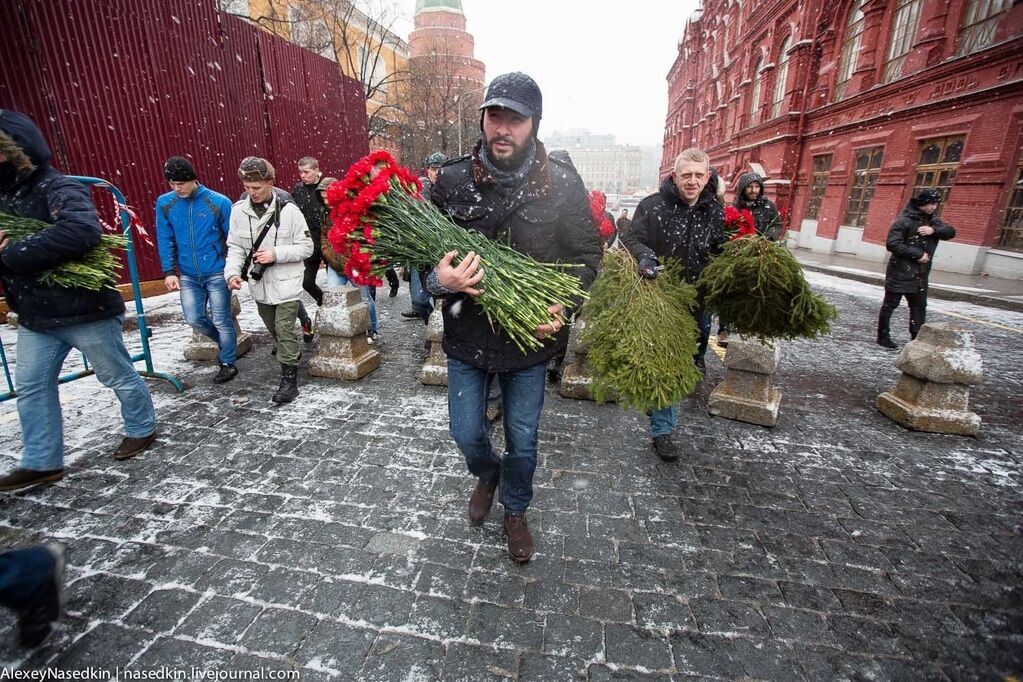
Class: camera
248,262,268,281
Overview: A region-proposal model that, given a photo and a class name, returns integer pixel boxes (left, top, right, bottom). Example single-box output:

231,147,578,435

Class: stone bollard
708,337,782,427
559,316,603,401
877,322,982,435
309,287,380,380
420,306,447,386
183,295,252,361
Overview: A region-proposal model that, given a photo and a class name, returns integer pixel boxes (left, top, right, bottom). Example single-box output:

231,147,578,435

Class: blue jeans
180,272,236,364
447,358,546,515
326,269,378,334
0,546,54,611
410,270,433,323
16,316,156,471
650,307,711,437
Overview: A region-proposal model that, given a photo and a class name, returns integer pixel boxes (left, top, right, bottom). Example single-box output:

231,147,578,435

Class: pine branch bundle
698,236,837,340
0,212,126,291
581,249,702,412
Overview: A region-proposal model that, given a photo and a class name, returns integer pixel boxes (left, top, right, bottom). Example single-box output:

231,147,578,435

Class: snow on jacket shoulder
624,175,726,284
0,110,124,330
155,185,233,278
225,195,313,305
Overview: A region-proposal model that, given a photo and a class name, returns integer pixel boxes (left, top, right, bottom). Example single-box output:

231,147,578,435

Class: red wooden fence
0,0,368,282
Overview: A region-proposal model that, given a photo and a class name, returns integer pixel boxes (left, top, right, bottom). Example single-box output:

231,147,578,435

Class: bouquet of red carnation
588,190,615,239
723,205,757,240
326,151,588,353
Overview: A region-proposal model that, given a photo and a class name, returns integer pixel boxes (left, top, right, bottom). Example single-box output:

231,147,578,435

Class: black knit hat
164,156,197,182
912,188,942,206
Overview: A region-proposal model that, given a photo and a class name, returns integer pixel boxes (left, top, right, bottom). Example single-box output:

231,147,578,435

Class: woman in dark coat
877,188,956,348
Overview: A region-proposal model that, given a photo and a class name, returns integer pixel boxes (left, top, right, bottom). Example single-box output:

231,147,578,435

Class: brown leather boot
468,478,498,527
504,513,534,564
112,432,157,461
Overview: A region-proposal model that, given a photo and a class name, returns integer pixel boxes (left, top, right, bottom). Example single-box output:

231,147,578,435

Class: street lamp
454,84,487,157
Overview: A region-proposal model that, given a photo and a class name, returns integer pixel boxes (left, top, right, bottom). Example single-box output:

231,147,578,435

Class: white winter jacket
225,194,313,305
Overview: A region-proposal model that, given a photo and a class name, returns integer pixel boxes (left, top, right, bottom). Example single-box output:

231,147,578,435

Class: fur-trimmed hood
0,109,49,180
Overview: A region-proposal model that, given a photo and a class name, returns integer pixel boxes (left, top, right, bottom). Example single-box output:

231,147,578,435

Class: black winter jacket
624,175,726,284
430,141,602,372
884,203,955,294
735,172,782,240
0,111,125,330
292,180,324,245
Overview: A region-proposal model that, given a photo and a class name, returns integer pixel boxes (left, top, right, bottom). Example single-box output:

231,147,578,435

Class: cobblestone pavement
0,273,1021,680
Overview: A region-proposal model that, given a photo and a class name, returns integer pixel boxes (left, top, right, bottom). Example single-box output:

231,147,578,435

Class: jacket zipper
188,195,201,277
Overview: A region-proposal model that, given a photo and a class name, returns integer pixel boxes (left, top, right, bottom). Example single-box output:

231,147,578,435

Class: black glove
638,257,658,280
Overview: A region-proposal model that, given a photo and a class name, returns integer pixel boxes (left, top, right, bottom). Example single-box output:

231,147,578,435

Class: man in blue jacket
156,157,238,383
0,110,156,492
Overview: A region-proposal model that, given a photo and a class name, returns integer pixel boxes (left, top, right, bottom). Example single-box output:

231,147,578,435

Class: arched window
957,0,1011,55
749,56,763,125
882,0,923,83
834,0,867,101
771,36,792,118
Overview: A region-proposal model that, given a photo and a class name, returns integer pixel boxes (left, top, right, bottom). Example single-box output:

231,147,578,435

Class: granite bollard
708,336,782,427
183,294,252,361
877,322,982,435
309,287,380,380
420,306,447,386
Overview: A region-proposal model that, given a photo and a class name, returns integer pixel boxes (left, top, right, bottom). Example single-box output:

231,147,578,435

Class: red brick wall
663,0,1023,249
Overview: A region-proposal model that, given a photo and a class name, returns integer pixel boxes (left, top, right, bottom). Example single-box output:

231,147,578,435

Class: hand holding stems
436,250,484,295
533,303,565,340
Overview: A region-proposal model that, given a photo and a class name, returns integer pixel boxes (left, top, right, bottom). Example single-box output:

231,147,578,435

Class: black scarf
480,139,536,197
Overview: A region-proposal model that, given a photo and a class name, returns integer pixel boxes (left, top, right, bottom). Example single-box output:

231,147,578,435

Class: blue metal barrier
0,176,184,401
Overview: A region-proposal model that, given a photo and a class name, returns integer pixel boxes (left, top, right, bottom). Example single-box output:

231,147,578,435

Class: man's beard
485,136,529,171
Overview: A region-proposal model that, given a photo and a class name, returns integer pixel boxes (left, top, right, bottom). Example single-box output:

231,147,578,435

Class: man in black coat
293,156,325,312
0,110,156,491
623,147,726,463
877,188,956,348
426,72,602,563
734,172,782,240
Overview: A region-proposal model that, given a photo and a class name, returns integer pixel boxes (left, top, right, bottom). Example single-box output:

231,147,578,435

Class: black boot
272,364,299,403
877,312,897,349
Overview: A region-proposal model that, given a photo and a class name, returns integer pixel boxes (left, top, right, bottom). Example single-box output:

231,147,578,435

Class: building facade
663,0,1023,277
547,131,645,195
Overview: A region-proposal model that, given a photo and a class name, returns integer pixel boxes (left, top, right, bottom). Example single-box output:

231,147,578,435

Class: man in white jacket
226,157,313,403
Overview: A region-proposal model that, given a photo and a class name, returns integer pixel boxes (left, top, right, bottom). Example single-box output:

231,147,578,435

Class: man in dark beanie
0,110,156,491
425,73,602,563
156,156,237,383
877,188,955,348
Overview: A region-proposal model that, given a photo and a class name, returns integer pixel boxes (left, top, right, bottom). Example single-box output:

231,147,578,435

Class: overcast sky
393,1,700,148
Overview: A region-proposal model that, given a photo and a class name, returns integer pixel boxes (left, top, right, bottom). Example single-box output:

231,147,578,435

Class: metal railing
0,176,184,401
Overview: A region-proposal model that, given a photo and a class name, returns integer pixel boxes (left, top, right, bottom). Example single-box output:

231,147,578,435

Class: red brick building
409,0,485,91
663,0,1023,277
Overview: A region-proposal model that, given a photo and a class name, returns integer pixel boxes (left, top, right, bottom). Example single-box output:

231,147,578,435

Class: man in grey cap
425,73,602,563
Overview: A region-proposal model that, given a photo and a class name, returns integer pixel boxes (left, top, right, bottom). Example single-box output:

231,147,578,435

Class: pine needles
582,249,702,412
0,212,126,291
698,236,837,340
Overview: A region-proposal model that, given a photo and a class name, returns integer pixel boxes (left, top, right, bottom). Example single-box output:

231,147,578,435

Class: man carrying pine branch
426,73,602,564
0,110,157,492
623,148,726,464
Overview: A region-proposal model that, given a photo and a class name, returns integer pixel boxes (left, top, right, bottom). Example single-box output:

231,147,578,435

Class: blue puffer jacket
0,110,125,330
155,184,232,278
